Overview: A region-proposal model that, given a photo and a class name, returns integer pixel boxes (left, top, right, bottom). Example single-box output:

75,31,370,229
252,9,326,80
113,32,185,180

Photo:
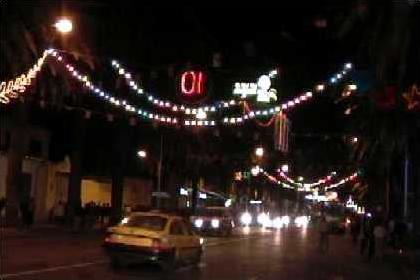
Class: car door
179,220,200,261
168,219,188,261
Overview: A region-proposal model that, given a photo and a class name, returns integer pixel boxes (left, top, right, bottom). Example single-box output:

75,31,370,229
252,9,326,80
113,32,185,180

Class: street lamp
297,176,304,182
54,18,73,34
137,150,147,158
352,137,358,143
281,164,289,173
255,147,264,157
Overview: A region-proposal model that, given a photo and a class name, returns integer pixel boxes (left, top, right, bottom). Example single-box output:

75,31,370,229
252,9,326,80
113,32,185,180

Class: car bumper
196,227,230,235
103,242,174,264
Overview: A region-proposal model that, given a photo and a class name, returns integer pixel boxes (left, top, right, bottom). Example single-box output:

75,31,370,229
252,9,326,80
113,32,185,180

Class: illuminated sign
256,75,277,103
233,74,277,103
180,71,206,96
233,82,258,98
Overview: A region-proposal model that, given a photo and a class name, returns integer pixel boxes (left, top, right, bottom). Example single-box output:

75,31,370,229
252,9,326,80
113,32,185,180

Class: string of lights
49,49,221,127
325,172,359,190
277,170,338,188
259,167,359,192
223,63,356,125
262,170,296,190
111,60,239,115
48,50,182,126
2,49,357,130
0,50,49,104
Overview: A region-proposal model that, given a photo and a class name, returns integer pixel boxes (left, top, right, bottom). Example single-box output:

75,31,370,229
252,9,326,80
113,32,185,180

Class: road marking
1,260,108,279
2,235,268,278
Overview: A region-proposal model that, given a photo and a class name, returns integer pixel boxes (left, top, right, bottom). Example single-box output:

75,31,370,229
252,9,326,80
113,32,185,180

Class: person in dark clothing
27,197,35,227
360,215,375,260
19,200,30,230
0,197,6,214
350,214,361,244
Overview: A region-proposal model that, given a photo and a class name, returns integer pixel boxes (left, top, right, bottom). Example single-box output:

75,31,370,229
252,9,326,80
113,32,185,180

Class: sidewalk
386,248,420,279
1,223,106,239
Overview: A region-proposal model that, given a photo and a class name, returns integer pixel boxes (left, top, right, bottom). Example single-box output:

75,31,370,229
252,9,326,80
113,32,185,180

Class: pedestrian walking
27,197,35,228
19,200,29,230
360,214,375,260
319,215,329,254
350,214,361,244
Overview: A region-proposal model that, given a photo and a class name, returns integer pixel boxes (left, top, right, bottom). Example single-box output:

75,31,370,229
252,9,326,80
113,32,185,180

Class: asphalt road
1,226,414,280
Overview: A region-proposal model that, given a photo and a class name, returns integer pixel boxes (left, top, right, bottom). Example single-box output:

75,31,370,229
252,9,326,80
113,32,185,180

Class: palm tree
339,1,420,230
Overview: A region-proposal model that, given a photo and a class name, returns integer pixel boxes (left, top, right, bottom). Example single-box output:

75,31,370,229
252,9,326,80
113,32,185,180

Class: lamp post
137,134,164,208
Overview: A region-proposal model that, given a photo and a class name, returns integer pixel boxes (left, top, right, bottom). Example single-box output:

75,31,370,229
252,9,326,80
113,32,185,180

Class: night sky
1,1,418,187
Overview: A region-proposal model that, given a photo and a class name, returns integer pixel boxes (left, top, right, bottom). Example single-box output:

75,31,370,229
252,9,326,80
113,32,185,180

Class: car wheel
163,249,177,271
192,248,202,265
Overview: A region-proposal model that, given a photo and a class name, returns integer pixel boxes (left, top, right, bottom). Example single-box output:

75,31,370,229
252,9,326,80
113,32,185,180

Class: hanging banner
274,112,291,153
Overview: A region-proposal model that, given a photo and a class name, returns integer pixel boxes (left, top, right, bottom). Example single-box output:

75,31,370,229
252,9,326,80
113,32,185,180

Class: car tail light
104,233,112,243
151,238,172,253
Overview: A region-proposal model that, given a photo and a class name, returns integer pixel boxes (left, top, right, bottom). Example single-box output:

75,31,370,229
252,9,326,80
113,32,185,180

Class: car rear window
126,215,167,231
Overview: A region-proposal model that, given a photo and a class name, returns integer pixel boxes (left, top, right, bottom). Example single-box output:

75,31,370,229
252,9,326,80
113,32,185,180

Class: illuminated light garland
263,169,359,192
49,52,180,126
110,60,238,115
277,170,338,188
51,52,220,128
225,63,354,124
0,50,49,104
257,169,295,190
325,172,359,190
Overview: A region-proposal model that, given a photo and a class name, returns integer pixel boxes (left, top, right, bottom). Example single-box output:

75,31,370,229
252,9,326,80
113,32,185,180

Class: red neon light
197,71,204,94
180,71,206,96
181,71,196,95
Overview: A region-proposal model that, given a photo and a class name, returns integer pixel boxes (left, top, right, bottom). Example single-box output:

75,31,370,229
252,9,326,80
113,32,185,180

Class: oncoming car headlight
120,217,129,225
240,212,252,226
294,216,309,227
257,213,270,227
211,219,220,228
281,215,290,226
272,217,283,229
194,219,204,228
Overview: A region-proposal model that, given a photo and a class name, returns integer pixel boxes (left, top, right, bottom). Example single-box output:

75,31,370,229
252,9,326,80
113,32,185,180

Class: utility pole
403,145,409,220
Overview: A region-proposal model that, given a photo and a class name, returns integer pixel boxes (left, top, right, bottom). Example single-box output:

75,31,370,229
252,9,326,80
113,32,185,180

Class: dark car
190,207,234,237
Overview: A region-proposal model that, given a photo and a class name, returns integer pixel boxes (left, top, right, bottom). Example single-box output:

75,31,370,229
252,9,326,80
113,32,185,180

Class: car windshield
125,215,167,231
197,209,226,217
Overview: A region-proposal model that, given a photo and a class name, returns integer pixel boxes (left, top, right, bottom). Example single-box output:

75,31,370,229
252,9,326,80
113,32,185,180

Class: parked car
103,210,203,270
190,207,235,237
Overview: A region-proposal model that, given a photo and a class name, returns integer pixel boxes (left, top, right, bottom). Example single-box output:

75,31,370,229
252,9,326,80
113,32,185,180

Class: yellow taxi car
103,211,203,270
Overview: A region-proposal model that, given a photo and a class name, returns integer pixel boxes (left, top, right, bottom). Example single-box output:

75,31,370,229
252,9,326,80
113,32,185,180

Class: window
181,220,194,235
170,220,186,235
126,215,167,231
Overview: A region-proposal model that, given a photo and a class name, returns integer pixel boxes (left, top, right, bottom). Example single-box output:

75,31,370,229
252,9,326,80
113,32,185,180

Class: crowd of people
318,210,409,261
50,200,113,230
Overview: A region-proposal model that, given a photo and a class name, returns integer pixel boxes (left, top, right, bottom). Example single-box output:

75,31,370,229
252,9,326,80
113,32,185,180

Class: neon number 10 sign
181,71,206,96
